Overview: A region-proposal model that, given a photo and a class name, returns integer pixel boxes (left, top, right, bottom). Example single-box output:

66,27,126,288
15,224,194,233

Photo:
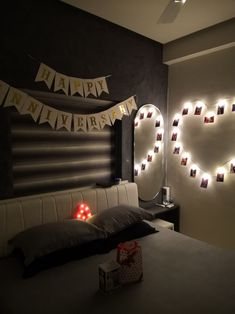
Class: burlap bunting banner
0,80,137,133
35,63,110,98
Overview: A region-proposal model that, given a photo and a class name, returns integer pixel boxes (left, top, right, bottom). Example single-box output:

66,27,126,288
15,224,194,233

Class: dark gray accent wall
0,0,168,198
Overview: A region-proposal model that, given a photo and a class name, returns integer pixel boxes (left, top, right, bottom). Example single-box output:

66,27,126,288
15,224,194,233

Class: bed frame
0,182,138,258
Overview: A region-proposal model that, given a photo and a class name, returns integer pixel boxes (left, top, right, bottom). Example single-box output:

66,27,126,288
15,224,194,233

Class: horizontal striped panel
11,90,116,197
13,169,113,196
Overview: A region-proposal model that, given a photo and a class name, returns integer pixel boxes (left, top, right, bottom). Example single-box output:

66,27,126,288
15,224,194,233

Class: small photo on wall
173,146,180,154
181,157,188,166
230,164,235,173
200,178,208,188
216,173,224,182
141,163,146,170
172,119,179,126
147,111,153,118
154,145,159,153
194,106,202,115
204,116,214,123
182,108,188,115
155,120,161,127
171,132,177,141
156,133,162,141
190,169,197,177
217,106,224,115
147,154,152,162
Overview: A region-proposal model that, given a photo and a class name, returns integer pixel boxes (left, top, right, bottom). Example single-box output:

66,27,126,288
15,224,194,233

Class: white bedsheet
0,227,235,314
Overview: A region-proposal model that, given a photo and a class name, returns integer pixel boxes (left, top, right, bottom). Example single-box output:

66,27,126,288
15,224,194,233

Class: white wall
166,46,235,249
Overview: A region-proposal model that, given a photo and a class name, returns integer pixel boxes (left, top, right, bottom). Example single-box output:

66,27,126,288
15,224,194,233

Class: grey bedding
0,227,235,314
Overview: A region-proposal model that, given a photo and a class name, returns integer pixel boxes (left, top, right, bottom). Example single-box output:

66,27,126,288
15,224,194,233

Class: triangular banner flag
21,96,43,122
0,80,9,105
56,110,72,131
83,79,97,98
94,77,109,96
74,114,87,132
98,110,112,129
4,87,28,113
54,72,69,96
125,96,138,114
116,101,129,120
108,105,121,125
87,114,101,131
39,105,58,129
70,77,84,97
35,63,56,89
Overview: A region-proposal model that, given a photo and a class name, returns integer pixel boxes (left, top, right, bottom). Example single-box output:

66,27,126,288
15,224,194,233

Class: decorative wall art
35,63,110,98
0,80,137,132
171,98,235,189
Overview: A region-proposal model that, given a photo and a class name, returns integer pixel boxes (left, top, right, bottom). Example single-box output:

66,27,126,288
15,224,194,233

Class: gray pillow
87,204,153,235
9,219,106,266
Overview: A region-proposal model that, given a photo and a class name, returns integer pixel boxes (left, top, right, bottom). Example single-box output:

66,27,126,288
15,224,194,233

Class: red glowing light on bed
74,203,92,221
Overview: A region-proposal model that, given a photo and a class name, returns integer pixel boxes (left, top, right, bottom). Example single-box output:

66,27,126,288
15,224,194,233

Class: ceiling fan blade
157,0,187,24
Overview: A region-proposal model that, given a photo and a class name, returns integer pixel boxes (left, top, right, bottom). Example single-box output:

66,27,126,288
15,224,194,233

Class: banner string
27,53,112,80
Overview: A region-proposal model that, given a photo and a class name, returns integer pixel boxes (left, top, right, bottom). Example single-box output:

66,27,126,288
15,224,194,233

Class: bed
0,182,235,314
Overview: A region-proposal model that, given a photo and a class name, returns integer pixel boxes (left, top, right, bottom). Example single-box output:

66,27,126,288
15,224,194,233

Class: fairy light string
134,105,164,176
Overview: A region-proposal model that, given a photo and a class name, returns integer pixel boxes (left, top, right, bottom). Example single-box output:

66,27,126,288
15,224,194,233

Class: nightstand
143,203,180,232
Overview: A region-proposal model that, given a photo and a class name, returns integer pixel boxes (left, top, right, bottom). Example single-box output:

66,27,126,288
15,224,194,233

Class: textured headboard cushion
0,182,139,258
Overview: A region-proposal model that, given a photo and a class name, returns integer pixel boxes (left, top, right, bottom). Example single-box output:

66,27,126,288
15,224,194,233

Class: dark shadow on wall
0,0,168,198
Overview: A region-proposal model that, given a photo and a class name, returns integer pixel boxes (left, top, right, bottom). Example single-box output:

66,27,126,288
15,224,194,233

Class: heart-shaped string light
171,97,235,189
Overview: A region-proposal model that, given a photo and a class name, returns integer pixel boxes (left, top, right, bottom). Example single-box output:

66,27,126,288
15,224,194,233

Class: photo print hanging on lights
194,101,204,115
200,174,210,189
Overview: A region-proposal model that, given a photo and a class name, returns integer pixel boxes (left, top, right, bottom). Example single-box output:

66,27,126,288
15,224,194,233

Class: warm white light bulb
191,164,199,171
216,167,225,175
217,99,228,108
174,113,181,120
206,111,215,118
183,102,192,110
202,173,211,180
196,101,204,108
231,159,235,166
182,152,190,159
173,127,179,134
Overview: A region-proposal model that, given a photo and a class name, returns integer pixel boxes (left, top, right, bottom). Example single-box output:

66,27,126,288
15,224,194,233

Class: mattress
0,226,235,314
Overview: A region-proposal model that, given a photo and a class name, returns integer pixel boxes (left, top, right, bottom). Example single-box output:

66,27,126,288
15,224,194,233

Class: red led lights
74,203,92,221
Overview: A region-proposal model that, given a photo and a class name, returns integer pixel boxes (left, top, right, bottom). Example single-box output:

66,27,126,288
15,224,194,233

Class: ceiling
61,0,235,43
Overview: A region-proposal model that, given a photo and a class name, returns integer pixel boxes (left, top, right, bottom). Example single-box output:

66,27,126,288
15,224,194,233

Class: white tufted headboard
0,182,139,258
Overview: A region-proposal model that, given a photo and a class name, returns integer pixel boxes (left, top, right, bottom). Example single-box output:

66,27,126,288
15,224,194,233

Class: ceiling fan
157,0,188,24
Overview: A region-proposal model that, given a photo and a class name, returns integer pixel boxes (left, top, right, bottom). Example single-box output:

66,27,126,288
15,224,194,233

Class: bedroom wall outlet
162,186,170,204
